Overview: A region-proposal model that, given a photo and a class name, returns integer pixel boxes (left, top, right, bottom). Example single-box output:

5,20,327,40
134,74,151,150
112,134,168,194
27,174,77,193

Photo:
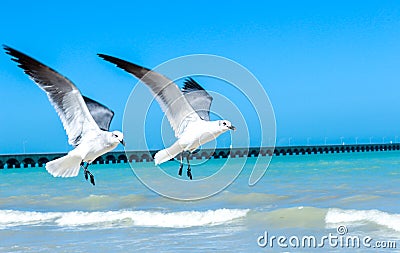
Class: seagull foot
178,163,183,176
83,165,95,186
89,173,96,186
84,169,89,181
187,167,192,180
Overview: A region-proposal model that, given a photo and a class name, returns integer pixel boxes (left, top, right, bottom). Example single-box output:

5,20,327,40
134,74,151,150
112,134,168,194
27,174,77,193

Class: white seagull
4,46,125,185
98,54,235,179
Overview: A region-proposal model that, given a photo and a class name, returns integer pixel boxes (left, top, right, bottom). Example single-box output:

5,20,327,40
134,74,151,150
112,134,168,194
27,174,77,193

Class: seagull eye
223,122,226,126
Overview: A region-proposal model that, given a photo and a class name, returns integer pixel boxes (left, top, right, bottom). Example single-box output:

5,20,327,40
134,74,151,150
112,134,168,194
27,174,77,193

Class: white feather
46,154,82,178
154,141,183,165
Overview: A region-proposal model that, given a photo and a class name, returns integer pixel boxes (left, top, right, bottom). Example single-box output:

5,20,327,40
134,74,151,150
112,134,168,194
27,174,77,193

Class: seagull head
111,130,125,146
218,120,236,132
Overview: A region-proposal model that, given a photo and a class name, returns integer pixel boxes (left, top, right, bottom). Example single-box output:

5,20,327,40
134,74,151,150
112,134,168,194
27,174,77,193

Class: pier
1,143,400,169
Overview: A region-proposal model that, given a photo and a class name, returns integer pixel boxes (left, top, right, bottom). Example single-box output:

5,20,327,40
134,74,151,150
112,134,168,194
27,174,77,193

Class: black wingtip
3,45,20,59
3,44,10,52
3,45,30,62
3,45,34,70
97,53,122,66
97,53,110,60
182,77,205,91
97,53,124,65
2,45,53,77
3,44,13,53
98,53,152,79
3,45,25,58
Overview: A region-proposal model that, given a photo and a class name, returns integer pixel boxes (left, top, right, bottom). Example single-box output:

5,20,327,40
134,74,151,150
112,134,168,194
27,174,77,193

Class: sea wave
247,206,327,228
218,192,290,206
0,208,249,229
247,206,400,233
326,208,400,232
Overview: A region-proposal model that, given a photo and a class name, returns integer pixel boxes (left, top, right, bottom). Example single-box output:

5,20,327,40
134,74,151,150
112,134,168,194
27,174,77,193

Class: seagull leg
83,163,95,186
82,162,89,181
178,152,183,176
186,153,192,180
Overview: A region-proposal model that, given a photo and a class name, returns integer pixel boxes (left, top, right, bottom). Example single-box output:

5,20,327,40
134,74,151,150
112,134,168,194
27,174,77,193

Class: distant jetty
1,143,399,169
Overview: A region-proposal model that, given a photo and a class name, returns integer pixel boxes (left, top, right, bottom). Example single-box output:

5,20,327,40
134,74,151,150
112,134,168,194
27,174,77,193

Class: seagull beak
229,125,236,131
120,139,126,146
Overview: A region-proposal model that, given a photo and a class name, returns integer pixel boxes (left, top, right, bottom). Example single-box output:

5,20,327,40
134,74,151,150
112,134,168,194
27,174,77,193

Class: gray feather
83,96,114,131
182,78,213,121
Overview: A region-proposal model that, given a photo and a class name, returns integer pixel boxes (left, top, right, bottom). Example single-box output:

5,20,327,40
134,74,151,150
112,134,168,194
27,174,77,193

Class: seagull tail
154,142,183,165
45,153,82,178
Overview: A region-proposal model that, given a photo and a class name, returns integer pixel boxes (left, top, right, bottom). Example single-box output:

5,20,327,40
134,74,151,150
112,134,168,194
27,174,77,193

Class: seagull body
98,54,235,178
47,130,121,178
156,120,227,165
4,46,124,184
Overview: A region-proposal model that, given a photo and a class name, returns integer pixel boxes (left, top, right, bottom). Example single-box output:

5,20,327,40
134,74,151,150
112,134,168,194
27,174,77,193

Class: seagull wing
182,78,213,121
4,45,101,147
98,54,200,137
83,96,114,131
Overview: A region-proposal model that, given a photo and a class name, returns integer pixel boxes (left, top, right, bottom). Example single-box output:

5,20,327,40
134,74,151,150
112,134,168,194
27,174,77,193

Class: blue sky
1,1,400,153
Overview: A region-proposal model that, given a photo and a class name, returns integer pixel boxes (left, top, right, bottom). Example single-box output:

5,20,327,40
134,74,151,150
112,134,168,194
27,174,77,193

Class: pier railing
1,143,399,169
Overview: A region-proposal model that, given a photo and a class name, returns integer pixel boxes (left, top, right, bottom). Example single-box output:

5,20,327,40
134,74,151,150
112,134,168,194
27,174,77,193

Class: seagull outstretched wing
82,96,114,131
182,77,213,121
98,54,201,137
4,45,101,147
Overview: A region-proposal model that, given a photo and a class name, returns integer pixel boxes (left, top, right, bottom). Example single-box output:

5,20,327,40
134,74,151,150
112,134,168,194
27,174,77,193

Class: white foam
0,210,61,228
326,208,400,232
0,208,249,229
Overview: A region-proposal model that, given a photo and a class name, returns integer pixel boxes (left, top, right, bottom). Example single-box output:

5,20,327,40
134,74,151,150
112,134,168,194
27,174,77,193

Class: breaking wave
326,208,400,232
0,208,249,229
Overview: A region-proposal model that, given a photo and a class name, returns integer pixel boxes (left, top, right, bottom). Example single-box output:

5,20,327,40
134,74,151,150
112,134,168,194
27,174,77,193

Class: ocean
1,151,400,252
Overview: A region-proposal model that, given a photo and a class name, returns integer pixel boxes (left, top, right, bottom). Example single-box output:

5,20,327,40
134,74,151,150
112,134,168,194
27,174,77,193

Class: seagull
98,54,235,180
4,46,125,185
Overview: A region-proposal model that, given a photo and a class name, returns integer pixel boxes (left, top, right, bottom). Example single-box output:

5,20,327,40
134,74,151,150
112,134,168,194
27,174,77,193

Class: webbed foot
83,163,95,186
187,167,192,180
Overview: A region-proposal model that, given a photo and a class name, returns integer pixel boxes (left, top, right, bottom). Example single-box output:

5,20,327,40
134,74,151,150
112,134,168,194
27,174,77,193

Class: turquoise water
1,152,400,252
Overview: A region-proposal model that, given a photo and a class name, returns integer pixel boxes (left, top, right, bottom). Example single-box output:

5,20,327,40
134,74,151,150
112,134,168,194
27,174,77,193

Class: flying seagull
98,54,235,179
4,46,125,185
